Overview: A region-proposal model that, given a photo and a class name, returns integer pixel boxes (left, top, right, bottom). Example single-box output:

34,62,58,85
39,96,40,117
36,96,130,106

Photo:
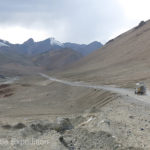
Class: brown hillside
32,48,82,70
62,20,150,86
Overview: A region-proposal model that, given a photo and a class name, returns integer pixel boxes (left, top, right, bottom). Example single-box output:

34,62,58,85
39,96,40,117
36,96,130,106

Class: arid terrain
1,20,150,150
60,20,150,87
2,0,150,149
0,73,149,150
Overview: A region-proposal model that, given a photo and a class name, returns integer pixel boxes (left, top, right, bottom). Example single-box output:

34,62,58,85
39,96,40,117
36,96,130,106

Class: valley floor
0,75,149,149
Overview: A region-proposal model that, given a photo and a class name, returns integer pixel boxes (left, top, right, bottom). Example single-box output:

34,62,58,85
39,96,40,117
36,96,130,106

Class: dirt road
40,73,150,104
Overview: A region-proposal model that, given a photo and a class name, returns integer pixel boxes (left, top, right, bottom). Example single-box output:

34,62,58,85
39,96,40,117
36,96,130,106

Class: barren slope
32,48,82,70
62,20,150,86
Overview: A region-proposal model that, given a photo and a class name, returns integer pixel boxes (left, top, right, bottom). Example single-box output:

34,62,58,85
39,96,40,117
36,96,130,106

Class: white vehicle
135,82,146,95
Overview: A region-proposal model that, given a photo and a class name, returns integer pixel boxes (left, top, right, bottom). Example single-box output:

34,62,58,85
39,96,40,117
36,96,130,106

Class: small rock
129,116,134,119
29,118,73,134
104,120,110,126
55,118,74,133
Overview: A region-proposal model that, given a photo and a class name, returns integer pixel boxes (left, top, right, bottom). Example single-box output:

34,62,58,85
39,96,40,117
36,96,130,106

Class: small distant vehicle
135,82,146,95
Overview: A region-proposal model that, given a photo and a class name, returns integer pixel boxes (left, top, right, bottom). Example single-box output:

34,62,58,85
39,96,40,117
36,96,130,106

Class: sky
0,0,150,44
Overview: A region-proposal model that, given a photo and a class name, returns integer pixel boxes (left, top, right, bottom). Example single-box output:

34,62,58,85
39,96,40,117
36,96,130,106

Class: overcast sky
0,0,150,44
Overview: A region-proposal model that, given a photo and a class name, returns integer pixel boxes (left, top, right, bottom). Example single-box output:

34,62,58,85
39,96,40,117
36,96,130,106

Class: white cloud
117,0,150,21
0,26,50,43
0,0,125,44
1,0,150,44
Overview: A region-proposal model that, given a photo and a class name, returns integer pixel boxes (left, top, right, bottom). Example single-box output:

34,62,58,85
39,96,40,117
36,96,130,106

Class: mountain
62,20,150,85
21,38,65,55
0,41,43,76
8,38,64,55
32,48,82,70
0,42,9,47
64,41,103,55
0,39,11,47
64,43,86,53
0,38,103,56
0,38,101,75
19,38,103,56
81,41,103,55
0,36,103,75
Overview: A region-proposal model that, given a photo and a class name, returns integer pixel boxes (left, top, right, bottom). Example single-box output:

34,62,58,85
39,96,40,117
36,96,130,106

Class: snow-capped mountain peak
0,42,9,47
49,38,64,47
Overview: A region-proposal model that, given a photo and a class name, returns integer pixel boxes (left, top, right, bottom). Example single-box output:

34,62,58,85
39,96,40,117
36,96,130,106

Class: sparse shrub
2,124,12,129
13,123,26,129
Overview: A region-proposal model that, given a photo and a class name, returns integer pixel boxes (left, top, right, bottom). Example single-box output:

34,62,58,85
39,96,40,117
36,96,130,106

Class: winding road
40,73,150,104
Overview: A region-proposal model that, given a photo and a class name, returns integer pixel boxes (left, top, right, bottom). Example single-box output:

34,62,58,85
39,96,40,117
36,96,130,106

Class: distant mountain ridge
64,41,103,55
0,38,103,56
0,37,103,75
